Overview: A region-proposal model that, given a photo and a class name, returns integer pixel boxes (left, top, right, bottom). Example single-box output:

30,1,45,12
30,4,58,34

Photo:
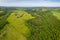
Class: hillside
0,8,60,40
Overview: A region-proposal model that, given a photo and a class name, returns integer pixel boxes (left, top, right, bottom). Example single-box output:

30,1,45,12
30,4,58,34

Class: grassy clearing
5,11,35,40
52,11,60,20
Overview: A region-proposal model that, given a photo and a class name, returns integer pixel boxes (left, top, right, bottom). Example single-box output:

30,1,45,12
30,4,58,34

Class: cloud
0,1,60,7
0,0,53,2
0,0,7,2
0,0,60,7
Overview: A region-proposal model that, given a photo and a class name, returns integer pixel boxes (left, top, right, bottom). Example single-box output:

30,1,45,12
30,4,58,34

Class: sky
0,0,60,7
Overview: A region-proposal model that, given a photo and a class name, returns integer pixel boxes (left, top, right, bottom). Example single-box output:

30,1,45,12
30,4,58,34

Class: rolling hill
0,8,60,40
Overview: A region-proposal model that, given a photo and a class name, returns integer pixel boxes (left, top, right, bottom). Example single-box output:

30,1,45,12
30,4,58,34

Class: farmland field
0,7,60,40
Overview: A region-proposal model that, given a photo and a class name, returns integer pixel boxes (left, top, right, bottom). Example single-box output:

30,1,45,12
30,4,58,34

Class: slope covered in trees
0,7,60,40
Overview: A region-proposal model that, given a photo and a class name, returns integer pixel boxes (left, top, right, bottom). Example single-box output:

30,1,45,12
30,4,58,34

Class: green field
0,7,60,40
